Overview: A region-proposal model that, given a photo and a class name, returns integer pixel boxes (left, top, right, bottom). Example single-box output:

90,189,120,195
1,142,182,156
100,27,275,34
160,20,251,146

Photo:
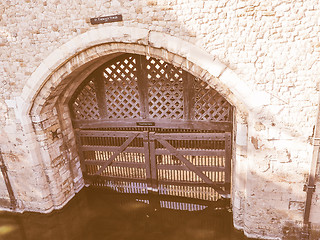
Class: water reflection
0,187,250,240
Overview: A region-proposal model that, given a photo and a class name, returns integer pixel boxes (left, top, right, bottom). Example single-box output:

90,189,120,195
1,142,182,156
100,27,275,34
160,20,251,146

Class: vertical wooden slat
75,130,89,181
183,72,195,120
136,55,149,119
143,131,152,187
93,73,108,118
149,132,158,190
224,132,232,194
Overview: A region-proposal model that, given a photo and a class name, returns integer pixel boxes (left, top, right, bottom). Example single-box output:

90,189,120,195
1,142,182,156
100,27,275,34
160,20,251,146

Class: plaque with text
90,14,123,25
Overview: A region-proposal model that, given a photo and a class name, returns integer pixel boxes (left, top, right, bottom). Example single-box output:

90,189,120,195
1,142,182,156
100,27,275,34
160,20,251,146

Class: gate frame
76,129,232,199
15,26,270,231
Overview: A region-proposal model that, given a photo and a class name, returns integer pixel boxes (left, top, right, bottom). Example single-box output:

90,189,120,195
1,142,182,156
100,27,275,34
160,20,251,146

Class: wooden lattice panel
146,57,184,120
103,56,141,119
72,80,100,120
70,53,232,125
193,78,232,121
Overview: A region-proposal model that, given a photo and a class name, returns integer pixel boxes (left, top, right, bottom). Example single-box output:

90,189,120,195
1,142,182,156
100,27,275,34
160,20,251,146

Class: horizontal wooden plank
81,146,225,157
155,148,225,156
81,145,145,153
76,130,144,138
87,174,226,185
86,175,147,182
152,132,227,141
85,160,224,171
157,180,226,188
157,164,225,171
84,160,146,168
73,119,232,131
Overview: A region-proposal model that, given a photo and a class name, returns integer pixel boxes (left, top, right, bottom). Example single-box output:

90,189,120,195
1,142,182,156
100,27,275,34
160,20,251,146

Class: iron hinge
303,184,316,192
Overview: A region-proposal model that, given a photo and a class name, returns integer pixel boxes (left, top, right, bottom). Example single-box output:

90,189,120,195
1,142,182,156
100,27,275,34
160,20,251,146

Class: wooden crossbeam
94,133,139,176
156,138,226,195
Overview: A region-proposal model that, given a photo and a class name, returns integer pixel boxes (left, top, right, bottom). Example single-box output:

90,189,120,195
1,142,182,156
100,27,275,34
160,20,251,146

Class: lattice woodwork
146,57,184,120
103,56,141,119
72,80,100,120
70,54,232,123
193,78,232,121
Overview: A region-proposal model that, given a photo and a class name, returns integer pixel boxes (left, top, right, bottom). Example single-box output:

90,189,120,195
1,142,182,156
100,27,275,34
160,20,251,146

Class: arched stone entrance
17,26,268,231
70,53,233,205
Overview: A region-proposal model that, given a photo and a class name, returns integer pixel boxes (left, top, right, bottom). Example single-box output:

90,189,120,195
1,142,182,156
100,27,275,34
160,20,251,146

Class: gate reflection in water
0,187,250,240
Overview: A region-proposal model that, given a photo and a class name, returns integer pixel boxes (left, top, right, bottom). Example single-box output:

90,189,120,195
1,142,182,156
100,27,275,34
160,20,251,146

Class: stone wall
1,0,320,239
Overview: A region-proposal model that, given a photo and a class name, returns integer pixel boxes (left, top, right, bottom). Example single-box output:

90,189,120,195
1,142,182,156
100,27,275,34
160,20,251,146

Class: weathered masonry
1,1,320,239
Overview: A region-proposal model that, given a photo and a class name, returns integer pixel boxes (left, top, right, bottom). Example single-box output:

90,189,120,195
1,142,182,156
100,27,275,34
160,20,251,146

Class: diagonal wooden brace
157,138,226,195
94,133,139,176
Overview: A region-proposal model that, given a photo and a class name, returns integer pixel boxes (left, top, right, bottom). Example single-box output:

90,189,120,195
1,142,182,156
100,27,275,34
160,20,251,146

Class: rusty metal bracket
303,184,316,192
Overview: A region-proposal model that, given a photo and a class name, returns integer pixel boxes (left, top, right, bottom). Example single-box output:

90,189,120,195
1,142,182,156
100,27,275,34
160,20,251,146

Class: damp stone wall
1,0,320,239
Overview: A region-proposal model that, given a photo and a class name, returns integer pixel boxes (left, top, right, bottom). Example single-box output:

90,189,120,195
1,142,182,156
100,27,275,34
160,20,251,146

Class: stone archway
17,27,270,227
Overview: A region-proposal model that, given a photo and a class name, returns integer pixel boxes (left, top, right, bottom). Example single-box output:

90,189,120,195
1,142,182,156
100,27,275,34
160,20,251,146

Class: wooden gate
70,54,233,206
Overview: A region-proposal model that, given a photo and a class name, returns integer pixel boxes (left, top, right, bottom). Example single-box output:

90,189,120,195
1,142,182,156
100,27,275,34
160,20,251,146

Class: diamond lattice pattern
72,80,100,120
71,54,232,122
147,57,184,120
103,56,141,119
193,79,231,121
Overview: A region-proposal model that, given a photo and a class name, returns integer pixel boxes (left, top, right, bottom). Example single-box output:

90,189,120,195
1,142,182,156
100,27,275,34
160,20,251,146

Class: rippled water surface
0,187,250,240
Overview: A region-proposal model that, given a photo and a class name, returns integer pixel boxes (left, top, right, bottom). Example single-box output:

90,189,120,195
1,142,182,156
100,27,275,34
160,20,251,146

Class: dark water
0,187,250,240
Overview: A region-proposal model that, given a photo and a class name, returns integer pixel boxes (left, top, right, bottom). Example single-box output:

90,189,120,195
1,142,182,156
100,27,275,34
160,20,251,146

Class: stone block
236,123,248,146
